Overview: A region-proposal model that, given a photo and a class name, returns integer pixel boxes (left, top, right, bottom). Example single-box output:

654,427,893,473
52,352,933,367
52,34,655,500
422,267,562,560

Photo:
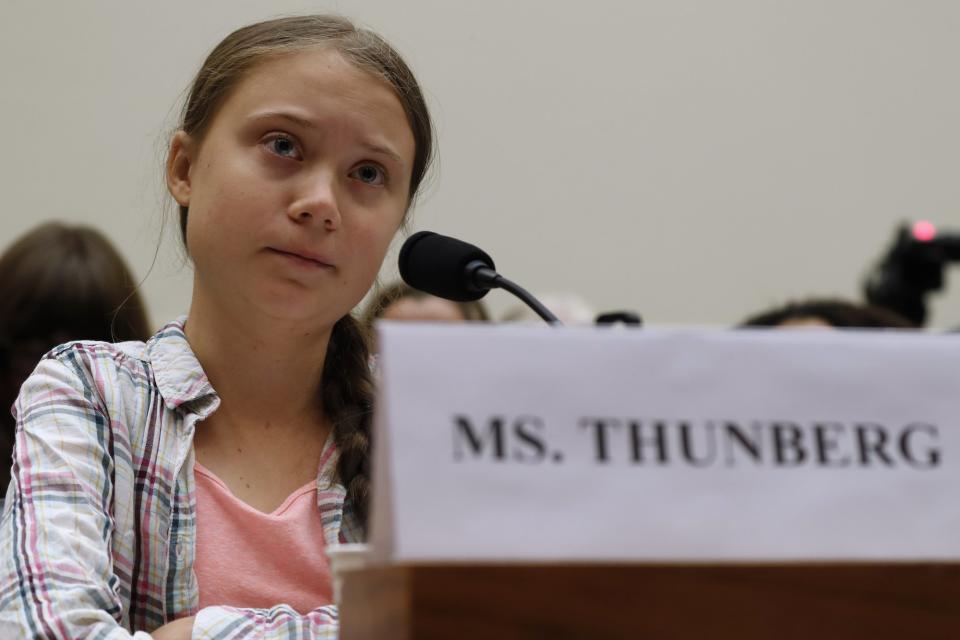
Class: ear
166,130,195,207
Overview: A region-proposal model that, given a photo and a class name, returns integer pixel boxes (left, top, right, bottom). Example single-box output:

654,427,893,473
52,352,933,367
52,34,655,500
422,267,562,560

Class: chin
246,289,339,326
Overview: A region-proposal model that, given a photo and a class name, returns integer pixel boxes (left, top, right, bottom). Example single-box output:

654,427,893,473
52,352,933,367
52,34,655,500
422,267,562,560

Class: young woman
0,15,433,639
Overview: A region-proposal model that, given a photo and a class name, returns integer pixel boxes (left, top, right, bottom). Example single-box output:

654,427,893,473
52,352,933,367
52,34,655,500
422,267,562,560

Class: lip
267,247,335,269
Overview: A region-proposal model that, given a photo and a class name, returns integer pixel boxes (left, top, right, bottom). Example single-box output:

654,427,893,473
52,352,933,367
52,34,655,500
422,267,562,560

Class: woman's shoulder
44,317,185,372
32,317,203,409
48,337,150,364
43,338,153,390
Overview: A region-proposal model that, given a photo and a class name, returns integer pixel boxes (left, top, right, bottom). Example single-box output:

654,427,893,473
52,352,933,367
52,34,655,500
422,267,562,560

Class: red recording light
912,220,937,242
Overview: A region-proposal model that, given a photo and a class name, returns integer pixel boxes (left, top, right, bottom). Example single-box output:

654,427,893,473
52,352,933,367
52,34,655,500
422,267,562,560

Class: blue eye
350,164,386,186
266,135,301,159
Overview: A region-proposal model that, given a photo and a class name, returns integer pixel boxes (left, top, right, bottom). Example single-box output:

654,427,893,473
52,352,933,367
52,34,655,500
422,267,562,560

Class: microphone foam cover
398,231,496,301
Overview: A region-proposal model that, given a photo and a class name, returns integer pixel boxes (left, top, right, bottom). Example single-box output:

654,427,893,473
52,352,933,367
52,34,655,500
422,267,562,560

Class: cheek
189,138,264,216
337,224,400,299
185,167,269,257
350,234,392,284
348,195,405,243
373,213,403,247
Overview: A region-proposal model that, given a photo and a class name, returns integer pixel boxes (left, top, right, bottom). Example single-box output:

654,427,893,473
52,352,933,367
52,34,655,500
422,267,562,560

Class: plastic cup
325,543,370,605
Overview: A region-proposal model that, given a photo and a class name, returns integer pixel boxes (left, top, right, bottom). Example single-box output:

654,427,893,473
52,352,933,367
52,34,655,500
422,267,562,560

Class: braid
322,314,375,530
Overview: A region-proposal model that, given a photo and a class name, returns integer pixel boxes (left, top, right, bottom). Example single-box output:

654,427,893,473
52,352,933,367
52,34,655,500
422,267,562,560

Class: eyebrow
247,110,405,165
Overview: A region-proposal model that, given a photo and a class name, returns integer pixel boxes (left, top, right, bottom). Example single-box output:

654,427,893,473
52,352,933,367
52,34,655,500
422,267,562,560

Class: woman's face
168,48,415,327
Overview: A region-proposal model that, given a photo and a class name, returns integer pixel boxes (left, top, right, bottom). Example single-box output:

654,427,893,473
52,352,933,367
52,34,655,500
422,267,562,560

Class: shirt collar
146,316,218,411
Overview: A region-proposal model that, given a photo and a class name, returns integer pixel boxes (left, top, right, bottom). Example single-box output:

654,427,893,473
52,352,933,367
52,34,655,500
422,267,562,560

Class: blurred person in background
739,298,914,329
364,281,489,326
0,222,151,496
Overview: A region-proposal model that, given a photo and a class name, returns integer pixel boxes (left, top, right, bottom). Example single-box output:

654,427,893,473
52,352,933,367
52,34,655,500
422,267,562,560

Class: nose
287,171,341,230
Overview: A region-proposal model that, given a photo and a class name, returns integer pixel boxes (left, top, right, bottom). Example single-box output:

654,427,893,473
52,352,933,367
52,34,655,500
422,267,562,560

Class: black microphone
398,231,561,325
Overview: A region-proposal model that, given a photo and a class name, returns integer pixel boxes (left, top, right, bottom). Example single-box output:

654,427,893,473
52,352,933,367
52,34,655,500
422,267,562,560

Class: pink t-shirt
193,460,334,614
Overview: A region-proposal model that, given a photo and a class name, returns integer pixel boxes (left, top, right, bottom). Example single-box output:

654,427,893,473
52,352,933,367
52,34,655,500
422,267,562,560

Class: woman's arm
190,604,339,639
152,616,196,639
0,353,152,639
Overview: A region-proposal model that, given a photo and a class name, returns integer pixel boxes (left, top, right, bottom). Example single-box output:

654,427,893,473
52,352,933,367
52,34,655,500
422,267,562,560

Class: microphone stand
467,261,562,325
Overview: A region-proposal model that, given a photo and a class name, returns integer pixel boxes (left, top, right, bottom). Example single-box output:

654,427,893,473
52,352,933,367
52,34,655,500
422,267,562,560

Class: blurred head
382,296,469,323
0,222,151,492
739,298,915,329
0,221,151,360
364,281,489,326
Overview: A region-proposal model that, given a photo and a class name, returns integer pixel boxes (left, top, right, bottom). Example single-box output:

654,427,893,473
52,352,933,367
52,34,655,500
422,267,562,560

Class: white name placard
369,323,960,563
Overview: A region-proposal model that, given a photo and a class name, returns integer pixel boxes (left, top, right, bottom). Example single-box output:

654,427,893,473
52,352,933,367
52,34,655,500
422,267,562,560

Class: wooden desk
340,563,960,639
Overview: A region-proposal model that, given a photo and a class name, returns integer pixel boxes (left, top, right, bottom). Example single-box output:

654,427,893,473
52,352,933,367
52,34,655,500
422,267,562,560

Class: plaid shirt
0,319,363,638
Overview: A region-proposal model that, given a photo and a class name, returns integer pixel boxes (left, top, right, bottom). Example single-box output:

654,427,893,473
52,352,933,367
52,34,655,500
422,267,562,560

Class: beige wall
2,1,959,328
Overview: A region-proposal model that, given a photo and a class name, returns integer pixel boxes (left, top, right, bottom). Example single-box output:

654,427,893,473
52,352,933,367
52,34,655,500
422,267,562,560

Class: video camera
864,221,960,326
